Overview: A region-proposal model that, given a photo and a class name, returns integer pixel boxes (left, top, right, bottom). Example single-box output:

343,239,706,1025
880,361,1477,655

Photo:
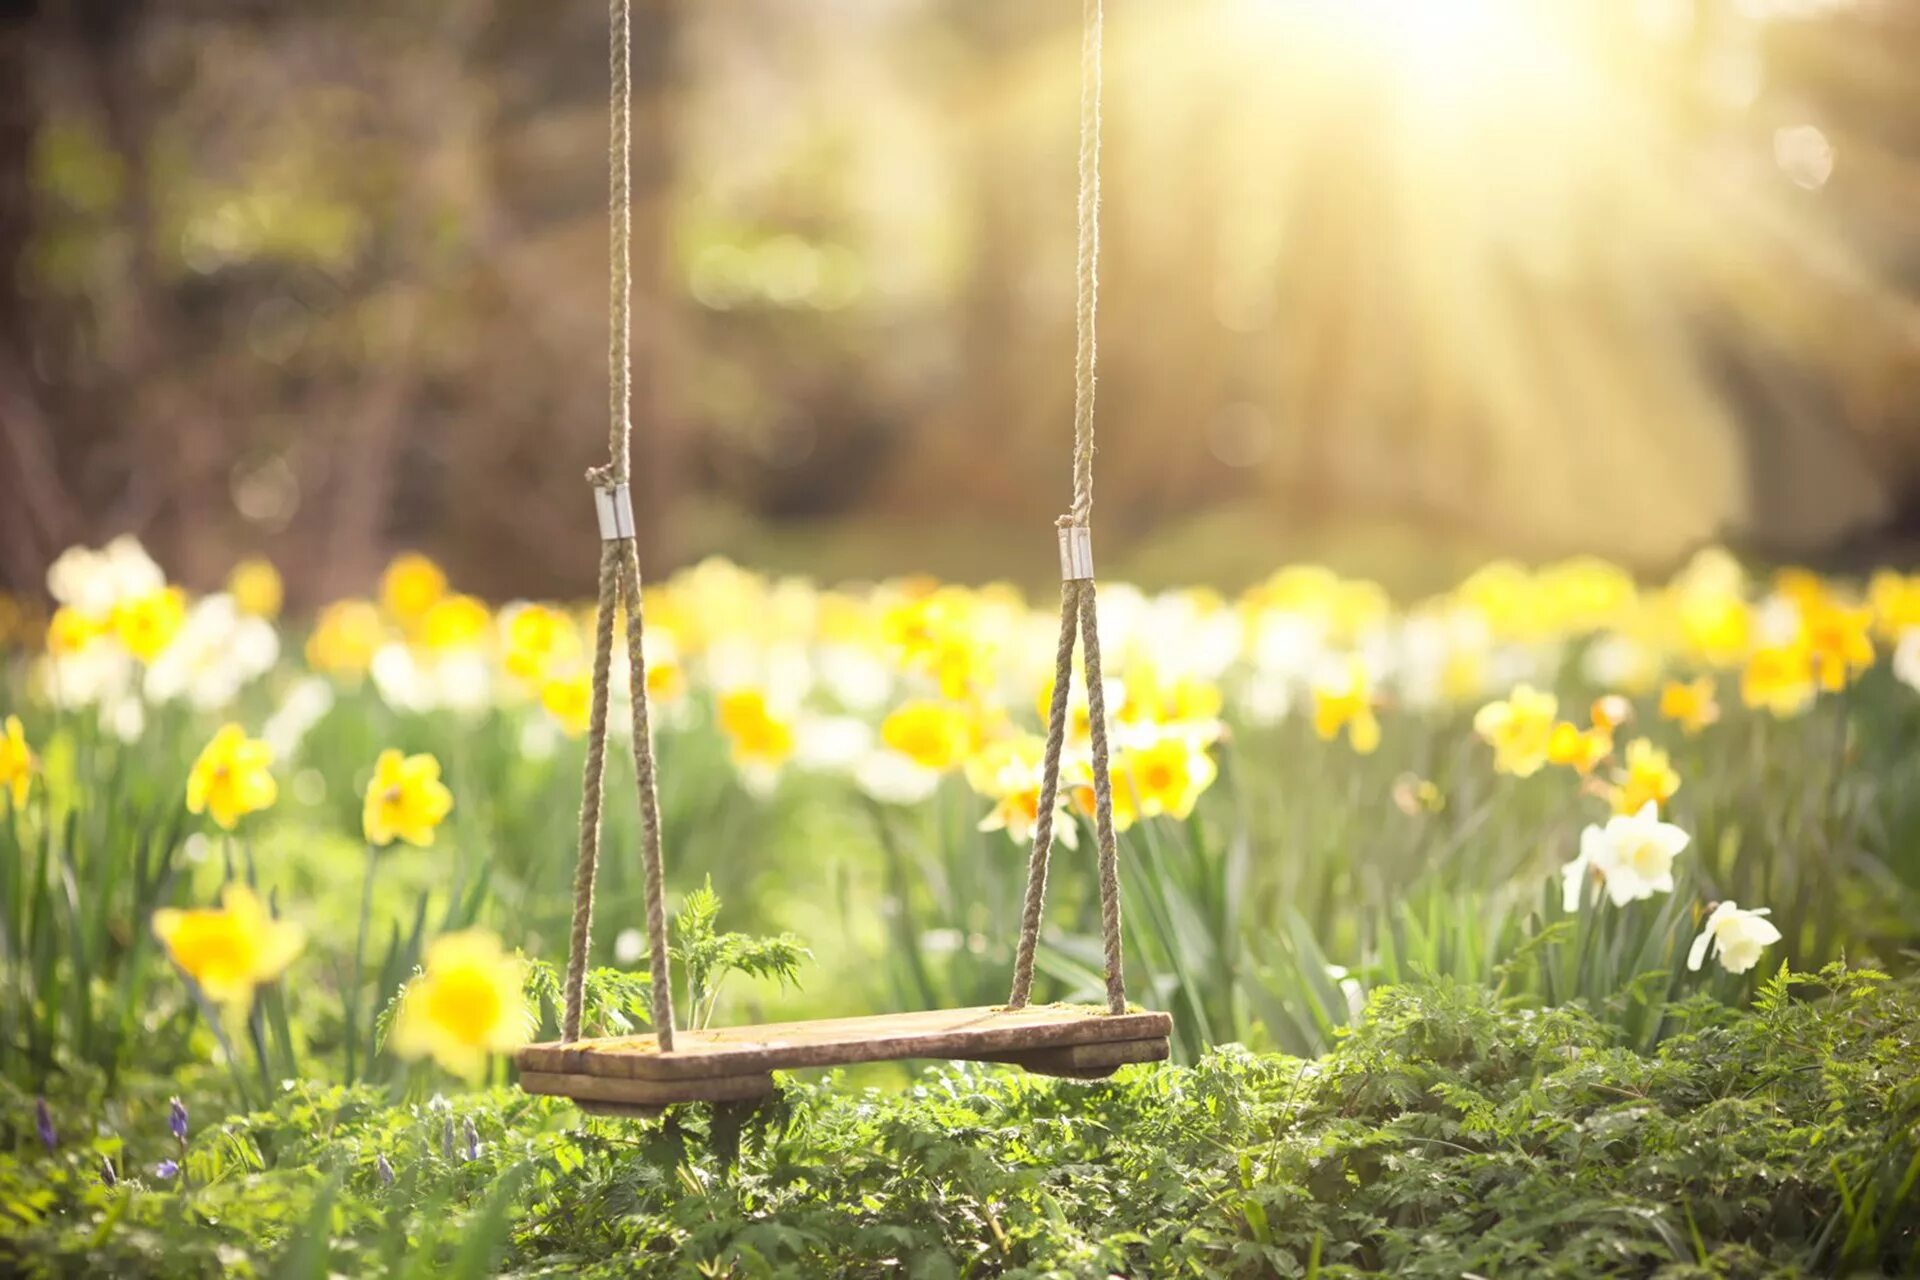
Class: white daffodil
1893,629,1920,693
1563,802,1690,910
852,749,939,806
1688,901,1783,975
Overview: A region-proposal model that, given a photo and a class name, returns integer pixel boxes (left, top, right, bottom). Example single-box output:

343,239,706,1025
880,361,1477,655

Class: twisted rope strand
564,0,678,1052
1007,0,1125,1016
1077,583,1127,1014
562,543,621,1041
616,544,677,1051
608,0,632,477
1067,0,1102,528
1006,580,1083,1009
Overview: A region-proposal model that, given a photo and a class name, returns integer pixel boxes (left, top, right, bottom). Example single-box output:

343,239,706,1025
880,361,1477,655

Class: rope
563,0,677,1052
1009,0,1127,1016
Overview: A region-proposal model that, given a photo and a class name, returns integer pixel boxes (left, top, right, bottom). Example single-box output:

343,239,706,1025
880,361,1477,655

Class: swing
516,0,1168,1116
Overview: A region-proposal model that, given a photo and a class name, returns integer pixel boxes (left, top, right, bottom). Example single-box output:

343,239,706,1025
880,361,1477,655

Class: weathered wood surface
516,1003,1172,1084
519,1069,777,1106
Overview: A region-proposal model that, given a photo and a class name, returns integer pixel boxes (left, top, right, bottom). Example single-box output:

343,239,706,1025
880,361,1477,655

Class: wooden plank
578,1101,665,1120
519,1069,776,1106
990,1036,1169,1077
517,1004,1172,1082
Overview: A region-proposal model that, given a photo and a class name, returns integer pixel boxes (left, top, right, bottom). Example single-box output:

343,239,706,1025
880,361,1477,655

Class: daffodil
1545,721,1612,776
1116,733,1218,821
879,700,974,774
1,715,35,807
380,553,448,630
227,558,284,619
1801,602,1873,693
391,930,531,1079
1562,802,1688,910
1868,569,1920,639
716,687,796,783
362,750,454,847
186,724,278,830
972,743,1078,848
539,674,593,738
503,604,581,686
46,605,104,657
1742,643,1814,718
1311,658,1381,755
1589,695,1633,735
1687,901,1782,975
1658,676,1719,736
111,587,186,663
151,884,305,1012
307,600,387,677
1610,738,1679,815
1473,684,1558,777
422,595,492,654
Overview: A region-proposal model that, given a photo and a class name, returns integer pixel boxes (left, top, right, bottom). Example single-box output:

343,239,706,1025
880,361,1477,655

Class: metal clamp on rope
594,483,636,541
1057,525,1095,581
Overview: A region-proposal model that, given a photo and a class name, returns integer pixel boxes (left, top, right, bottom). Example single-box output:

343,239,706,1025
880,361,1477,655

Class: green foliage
673,877,810,1031
5,968,1916,1277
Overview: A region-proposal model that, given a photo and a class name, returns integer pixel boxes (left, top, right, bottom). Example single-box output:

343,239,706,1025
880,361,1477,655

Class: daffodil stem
346,844,379,1083
185,979,253,1113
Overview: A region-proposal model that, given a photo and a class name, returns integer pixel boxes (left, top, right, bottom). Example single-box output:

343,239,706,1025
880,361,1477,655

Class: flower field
4,539,1920,1276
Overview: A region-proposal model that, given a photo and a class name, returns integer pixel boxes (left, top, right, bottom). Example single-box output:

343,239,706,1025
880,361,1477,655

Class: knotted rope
1008,0,1128,1017
563,0,677,1051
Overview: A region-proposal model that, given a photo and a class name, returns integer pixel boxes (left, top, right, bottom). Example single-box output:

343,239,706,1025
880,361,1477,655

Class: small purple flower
376,1152,395,1186
155,1159,180,1180
34,1098,55,1153
442,1116,455,1160
168,1097,189,1146
101,1157,118,1188
463,1116,481,1163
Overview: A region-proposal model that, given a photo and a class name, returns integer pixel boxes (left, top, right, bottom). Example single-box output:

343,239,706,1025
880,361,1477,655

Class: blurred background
3,0,1918,605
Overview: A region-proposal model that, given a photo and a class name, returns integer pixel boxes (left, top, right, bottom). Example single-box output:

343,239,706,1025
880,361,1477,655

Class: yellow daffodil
1658,676,1719,736
969,737,1075,847
1473,684,1558,778
880,700,974,774
1116,734,1219,821
1676,591,1752,669
1589,695,1633,734
422,594,492,654
1067,755,1140,833
308,600,386,676
1546,722,1612,776
1868,569,1920,639
1610,738,1679,815
716,687,795,771
1,715,35,807
362,750,454,848
1772,567,1830,613
227,558,284,618
111,587,185,662
47,605,104,657
391,930,531,1079
1311,658,1381,755
186,724,278,830
503,605,580,686
152,884,304,1012
1802,603,1873,693
380,553,448,630
1742,644,1814,718
539,674,593,738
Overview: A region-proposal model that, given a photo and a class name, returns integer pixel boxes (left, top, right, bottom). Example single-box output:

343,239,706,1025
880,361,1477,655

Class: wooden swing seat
516,1003,1172,1115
